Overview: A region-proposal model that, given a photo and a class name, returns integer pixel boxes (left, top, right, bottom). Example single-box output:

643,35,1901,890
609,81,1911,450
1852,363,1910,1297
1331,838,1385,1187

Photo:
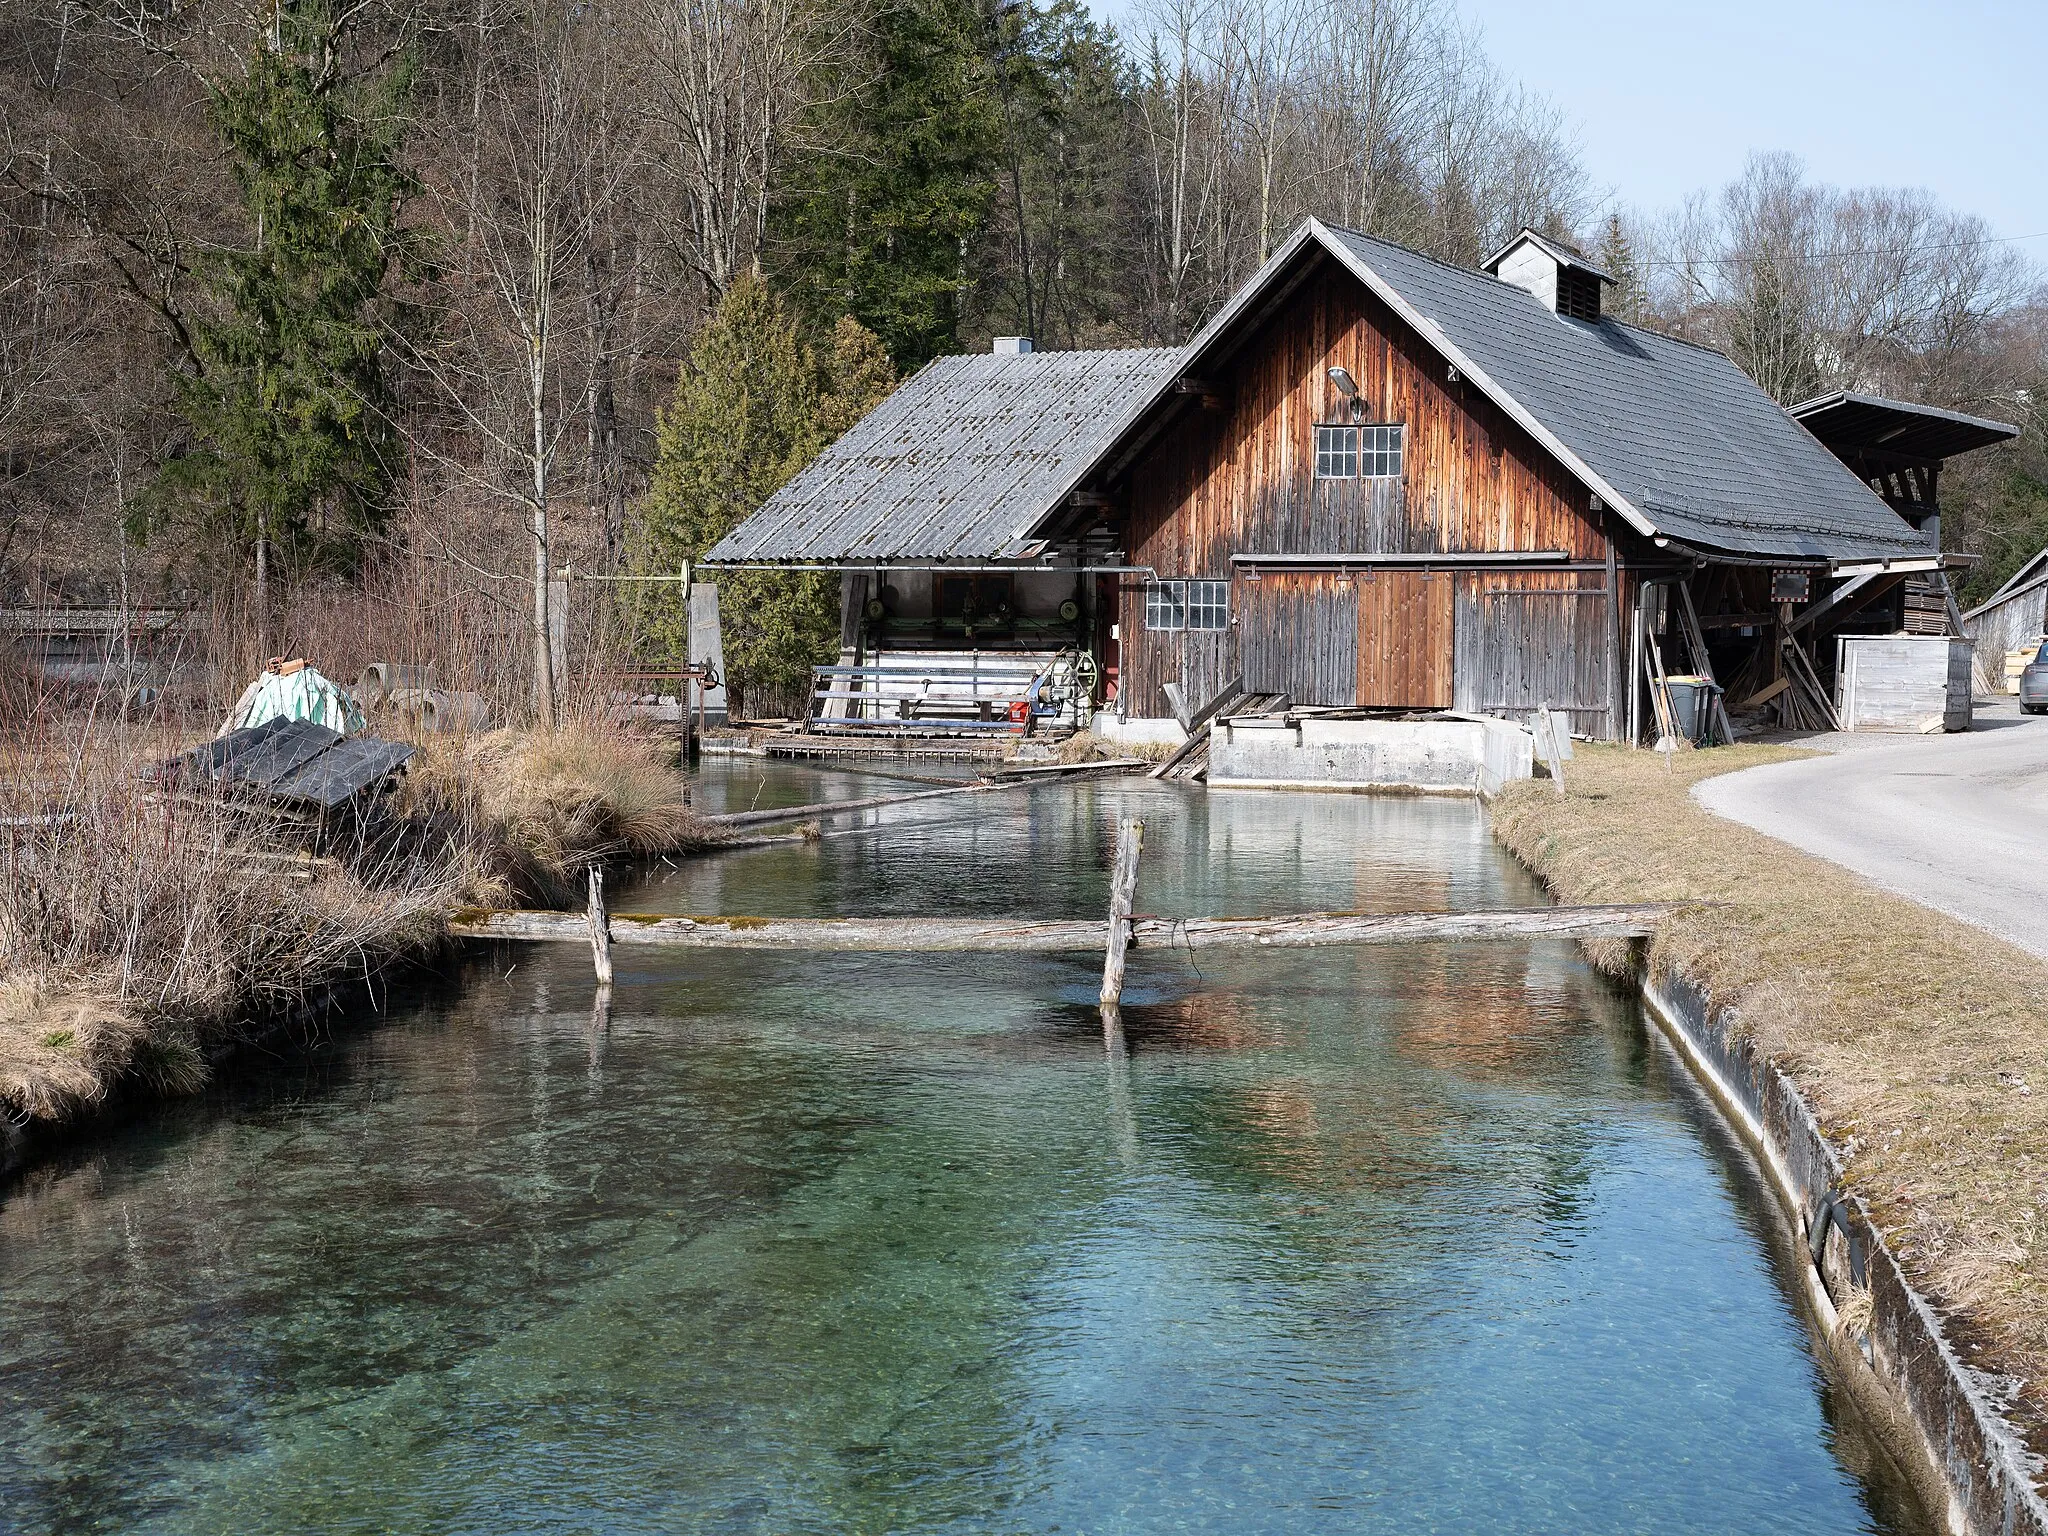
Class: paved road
1693,700,2048,960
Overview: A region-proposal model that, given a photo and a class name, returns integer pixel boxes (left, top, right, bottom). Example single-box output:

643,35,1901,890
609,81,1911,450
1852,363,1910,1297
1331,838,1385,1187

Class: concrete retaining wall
1091,712,1187,748
1207,715,1534,797
1642,972,2047,1536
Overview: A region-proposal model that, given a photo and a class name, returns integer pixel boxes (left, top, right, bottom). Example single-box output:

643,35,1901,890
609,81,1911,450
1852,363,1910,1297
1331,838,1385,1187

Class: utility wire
1639,229,2048,271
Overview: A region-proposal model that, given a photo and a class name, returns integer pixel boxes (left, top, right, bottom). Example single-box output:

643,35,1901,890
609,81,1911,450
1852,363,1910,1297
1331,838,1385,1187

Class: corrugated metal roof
1312,224,1932,562
185,717,416,809
707,347,1183,562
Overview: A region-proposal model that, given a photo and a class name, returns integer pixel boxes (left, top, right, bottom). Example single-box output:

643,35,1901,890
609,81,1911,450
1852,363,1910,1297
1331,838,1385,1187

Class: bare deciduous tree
400,0,635,727
636,0,869,304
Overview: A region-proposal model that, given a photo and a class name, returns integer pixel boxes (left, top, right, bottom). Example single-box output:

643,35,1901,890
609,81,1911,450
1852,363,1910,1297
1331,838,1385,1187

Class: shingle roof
707,347,1182,562
1311,224,1930,562
711,222,1932,568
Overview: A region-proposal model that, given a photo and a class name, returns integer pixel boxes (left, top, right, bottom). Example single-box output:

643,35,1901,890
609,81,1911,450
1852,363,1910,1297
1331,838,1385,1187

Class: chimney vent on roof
993,336,1034,355
1482,228,1613,322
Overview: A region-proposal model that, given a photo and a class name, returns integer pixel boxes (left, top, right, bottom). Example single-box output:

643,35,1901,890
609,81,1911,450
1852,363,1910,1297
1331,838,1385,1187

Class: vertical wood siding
1117,254,1608,721
1451,569,1613,737
1357,570,1453,707
1235,572,1358,704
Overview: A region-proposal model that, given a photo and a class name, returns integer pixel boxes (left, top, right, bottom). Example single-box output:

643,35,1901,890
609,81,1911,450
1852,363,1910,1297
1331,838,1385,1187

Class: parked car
2022,640,2048,714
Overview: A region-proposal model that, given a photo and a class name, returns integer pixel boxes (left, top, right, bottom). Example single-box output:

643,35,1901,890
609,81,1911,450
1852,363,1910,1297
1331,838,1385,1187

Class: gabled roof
1482,227,1615,285
1962,548,2048,622
1077,219,1924,563
712,219,1934,568
1789,391,2020,466
706,346,1181,563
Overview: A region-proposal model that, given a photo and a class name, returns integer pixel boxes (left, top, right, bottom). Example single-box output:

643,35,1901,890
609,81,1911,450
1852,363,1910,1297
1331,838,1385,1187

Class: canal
0,762,1925,1533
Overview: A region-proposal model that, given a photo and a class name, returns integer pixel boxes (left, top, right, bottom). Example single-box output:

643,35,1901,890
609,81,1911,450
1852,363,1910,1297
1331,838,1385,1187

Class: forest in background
1,0,2044,704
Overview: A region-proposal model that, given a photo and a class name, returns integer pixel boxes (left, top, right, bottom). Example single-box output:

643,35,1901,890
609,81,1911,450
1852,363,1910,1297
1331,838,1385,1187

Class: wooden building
711,221,2003,741
1961,550,2048,694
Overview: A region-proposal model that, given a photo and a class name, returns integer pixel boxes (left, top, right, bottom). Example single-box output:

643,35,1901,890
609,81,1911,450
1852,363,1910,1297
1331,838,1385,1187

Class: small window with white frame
1186,579,1228,630
1315,424,1357,478
1361,423,1403,478
1145,579,1187,630
1315,422,1404,479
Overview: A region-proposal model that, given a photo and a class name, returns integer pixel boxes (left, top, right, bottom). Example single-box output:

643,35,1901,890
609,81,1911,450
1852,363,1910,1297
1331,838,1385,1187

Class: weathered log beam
705,761,1146,832
453,903,1678,951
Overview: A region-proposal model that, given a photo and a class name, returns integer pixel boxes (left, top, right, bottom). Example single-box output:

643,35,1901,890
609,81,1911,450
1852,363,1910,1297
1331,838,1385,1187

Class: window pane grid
1315,424,1357,478
1316,423,1403,479
1145,579,1227,631
1145,580,1186,630
1362,423,1403,478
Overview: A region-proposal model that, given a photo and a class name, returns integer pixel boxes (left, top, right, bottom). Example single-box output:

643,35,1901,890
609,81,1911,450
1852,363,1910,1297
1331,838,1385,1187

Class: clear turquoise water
0,763,1923,1534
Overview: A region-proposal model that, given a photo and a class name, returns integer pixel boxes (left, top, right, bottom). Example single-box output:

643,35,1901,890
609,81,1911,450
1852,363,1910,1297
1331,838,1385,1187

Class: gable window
1315,423,1404,480
1145,579,1229,631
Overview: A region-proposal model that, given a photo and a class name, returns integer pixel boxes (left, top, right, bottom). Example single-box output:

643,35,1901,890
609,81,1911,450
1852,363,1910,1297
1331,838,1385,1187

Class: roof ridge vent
993,336,1034,355
1482,228,1613,322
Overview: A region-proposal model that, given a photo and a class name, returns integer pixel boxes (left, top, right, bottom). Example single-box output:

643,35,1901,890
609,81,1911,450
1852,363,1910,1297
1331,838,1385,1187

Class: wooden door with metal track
1357,569,1453,708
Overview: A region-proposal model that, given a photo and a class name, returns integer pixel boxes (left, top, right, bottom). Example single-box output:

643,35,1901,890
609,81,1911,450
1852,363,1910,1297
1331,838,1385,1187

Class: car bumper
2020,674,2048,705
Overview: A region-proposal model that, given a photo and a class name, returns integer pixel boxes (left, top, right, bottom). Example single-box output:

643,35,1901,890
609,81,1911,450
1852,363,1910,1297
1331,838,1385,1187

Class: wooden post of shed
1099,818,1144,1008
588,865,614,986
1603,517,1623,743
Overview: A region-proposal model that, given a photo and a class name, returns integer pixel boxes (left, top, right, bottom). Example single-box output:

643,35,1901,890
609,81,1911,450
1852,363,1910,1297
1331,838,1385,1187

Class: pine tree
1598,213,1646,326
772,0,1003,370
975,0,1145,348
134,6,412,635
641,277,895,713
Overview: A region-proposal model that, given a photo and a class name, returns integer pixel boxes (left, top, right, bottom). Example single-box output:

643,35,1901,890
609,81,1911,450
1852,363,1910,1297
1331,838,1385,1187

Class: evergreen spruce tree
641,277,895,714
773,0,1003,370
135,7,412,633
1597,213,1646,325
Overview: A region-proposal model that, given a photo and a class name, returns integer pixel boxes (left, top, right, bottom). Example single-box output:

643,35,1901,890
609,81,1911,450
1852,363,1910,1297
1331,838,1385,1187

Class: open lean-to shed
709,218,2014,742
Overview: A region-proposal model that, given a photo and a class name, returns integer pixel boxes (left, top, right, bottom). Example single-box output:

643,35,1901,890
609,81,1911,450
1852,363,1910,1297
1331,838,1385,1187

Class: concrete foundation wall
1207,716,1533,796
1643,971,2048,1536
1092,712,1188,747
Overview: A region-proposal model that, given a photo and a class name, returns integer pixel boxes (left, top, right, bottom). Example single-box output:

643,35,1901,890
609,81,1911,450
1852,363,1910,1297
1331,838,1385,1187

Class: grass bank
1492,745,2048,1446
0,720,719,1140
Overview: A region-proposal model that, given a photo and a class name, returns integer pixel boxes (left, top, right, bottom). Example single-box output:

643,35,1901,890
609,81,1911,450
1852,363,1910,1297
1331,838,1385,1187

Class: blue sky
1094,0,2047,250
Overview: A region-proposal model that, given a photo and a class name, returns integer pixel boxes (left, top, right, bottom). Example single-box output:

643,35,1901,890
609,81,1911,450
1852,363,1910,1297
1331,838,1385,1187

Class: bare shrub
0,711,484,1124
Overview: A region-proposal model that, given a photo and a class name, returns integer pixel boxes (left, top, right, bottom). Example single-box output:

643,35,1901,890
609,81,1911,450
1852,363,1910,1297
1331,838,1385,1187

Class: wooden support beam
1101,819,1144,1005
455,902,1680,952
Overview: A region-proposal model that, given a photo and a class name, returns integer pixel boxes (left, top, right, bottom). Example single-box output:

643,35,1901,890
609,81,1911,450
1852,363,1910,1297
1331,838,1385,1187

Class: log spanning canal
0,761,1930,1533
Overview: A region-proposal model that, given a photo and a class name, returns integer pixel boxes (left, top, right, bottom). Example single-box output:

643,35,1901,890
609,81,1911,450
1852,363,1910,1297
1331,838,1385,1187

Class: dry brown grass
0,721,477,1125
406,721,723,904
1493,745,2048,1439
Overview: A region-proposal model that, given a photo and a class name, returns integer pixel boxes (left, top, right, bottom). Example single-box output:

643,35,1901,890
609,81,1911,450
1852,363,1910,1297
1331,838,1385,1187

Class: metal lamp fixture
1327,366,1363,420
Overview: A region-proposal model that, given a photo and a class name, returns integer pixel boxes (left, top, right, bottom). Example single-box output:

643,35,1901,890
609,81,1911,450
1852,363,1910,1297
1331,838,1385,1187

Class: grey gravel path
1692,700,2048,961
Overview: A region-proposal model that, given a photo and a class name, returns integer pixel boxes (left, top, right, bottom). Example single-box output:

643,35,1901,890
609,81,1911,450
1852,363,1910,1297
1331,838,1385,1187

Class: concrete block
1206,716,1533,797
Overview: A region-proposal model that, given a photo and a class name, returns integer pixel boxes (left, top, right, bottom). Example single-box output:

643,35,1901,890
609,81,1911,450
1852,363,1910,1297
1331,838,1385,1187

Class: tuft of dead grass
406,721,722,905
1493,744,2048,1442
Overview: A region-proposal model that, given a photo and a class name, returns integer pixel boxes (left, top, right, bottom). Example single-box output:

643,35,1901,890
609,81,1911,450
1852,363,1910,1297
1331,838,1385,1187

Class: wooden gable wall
1112,256,1623,735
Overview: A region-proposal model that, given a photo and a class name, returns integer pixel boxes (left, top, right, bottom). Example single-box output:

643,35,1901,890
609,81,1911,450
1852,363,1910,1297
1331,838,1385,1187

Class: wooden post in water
588,865,614,986
1099,818,1144,1007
